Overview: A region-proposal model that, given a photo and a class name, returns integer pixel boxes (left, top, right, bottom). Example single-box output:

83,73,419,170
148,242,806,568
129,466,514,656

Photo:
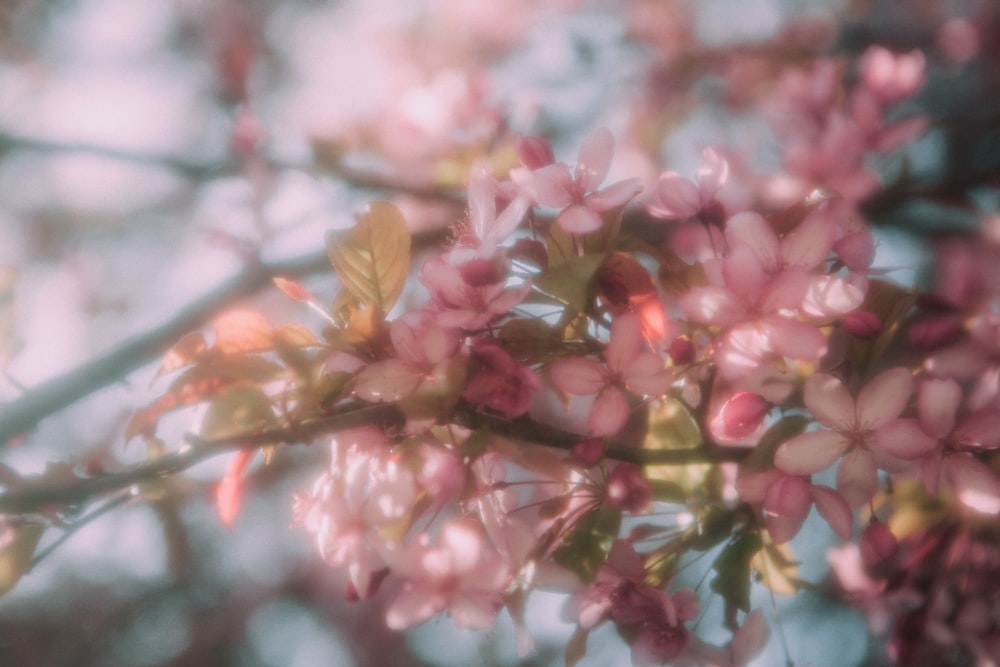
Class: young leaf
0,521,44,597
273,277,315,302
532,254,604,316
711,533,763,612
213,309,274,355
215,449,255,529
553,504,621,583
326,202,411,317
201,385,278,440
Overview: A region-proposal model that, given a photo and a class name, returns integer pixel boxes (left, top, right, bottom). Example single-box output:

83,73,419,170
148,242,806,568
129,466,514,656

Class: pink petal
802,373,855,431
775,429,850,475
449,593,501,630
467,167,497,240
722,246,767,303
622,354,674,396
354,360,424,402
696,147,729,202
810,485,854,539
606,313,644,372
759,267,810,313
856,367,913,430
859,522,897,566
732,610,770,666
725,212,780,271
837,448,880,507
921,454,942,497
763,316,828,362
678,287,744,327
589,387,630,436
955,409,1000,448
834,230,876,270
386,585,444,629
586,178,642,211
510,164,573,208
649,172,701,219
801,275,866,318
873,419,938,460
781,208,835,269
549,357,607,395
557,204,603,234
942,454,1000,514
488,196,531,245
575,127,614,193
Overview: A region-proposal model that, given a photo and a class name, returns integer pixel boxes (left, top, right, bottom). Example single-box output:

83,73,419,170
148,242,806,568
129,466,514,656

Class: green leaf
201,385,278,439
752,540,813,595
553,504,621,583
711,533,763,612
647,478,687,504
692,505,734,551
326,202,411,317
532,254,604,317
0,521,44,597
498,318,566,363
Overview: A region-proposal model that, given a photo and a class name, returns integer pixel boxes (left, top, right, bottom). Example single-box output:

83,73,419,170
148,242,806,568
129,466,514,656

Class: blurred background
0,0,997,665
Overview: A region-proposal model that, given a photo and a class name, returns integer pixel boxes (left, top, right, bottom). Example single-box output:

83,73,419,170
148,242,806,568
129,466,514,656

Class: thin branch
0,400,747,515
0,251,326,447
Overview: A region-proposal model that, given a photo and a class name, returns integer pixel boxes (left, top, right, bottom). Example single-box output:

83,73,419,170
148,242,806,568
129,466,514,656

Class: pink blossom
858,46,925,104
354,314,463,402
710,391,770,441
462,337,542,419
381,518,511,630
510,127,641,234
774,368,921,506
421,254,531,329
605,463,653,513
646,147,729,221
549,313,673,436
859,521,897,566
737,469,853,544
904,378,1000,514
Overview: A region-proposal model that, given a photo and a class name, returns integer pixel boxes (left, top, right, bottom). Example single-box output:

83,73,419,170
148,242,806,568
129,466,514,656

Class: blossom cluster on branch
2,14,1000,666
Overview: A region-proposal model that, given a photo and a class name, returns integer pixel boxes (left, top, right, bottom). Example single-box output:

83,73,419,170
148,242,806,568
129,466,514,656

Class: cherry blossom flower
774,368,924,506
646,147,729,221
462,337,542,418
293,427,416,598
421,255,531,329
381,518,511,630
901,378,1000,514
510,128,641,234
354,314,463,402
549,313,674,436
737,469,853,544
710,391,770,441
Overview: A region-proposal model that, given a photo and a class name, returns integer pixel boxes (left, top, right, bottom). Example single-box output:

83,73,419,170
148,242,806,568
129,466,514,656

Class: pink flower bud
714,392,769,440
908,314,964,350
859,521,897,566
458,257,505,286
515,134,555,170
841,311,883,339
667,337,695,365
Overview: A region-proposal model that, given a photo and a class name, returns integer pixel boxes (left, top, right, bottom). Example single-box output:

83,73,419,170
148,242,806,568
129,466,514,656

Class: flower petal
856,367,913,429
589,387,630,436
918,378,961,438
606,313,644,372
942,454,1000,514
775,429,850,475
810,485,854,539
587,178,642,211
649,172,701,219
873,419,938,460
575,127,614,193
549,357,607,395
354,360,424,402
725,211,780,270
837,448,880,507
557,205,603,234
803,373,855,431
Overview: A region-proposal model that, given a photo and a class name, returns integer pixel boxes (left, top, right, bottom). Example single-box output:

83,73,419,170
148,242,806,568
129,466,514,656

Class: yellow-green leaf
201,385,278,439
0,521,44,597
326,202,411,317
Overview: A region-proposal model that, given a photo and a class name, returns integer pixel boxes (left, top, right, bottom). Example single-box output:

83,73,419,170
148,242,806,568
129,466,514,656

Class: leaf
532,254,604,316
213,310,274,355
273,277,315,302
158,331,209,377
566,626,590,667
0,521,44,597
326,202,411,317
752,541,812,595
692,505,735,551
215,449,255,529
711,533,763,612
553,504,621,583
498,318,566,363
201,385,278,440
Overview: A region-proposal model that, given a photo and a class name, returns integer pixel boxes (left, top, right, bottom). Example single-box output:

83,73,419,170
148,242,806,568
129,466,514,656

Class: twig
0,400,747,515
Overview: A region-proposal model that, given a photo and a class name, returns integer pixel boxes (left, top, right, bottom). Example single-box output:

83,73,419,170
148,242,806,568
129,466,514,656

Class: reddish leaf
158,331,209,377
213,309,274,355
273,277,315,303
216,449,255,529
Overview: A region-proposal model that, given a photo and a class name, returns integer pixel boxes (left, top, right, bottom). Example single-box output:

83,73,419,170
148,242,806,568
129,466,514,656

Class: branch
0,400,746,515
0,251,326,447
